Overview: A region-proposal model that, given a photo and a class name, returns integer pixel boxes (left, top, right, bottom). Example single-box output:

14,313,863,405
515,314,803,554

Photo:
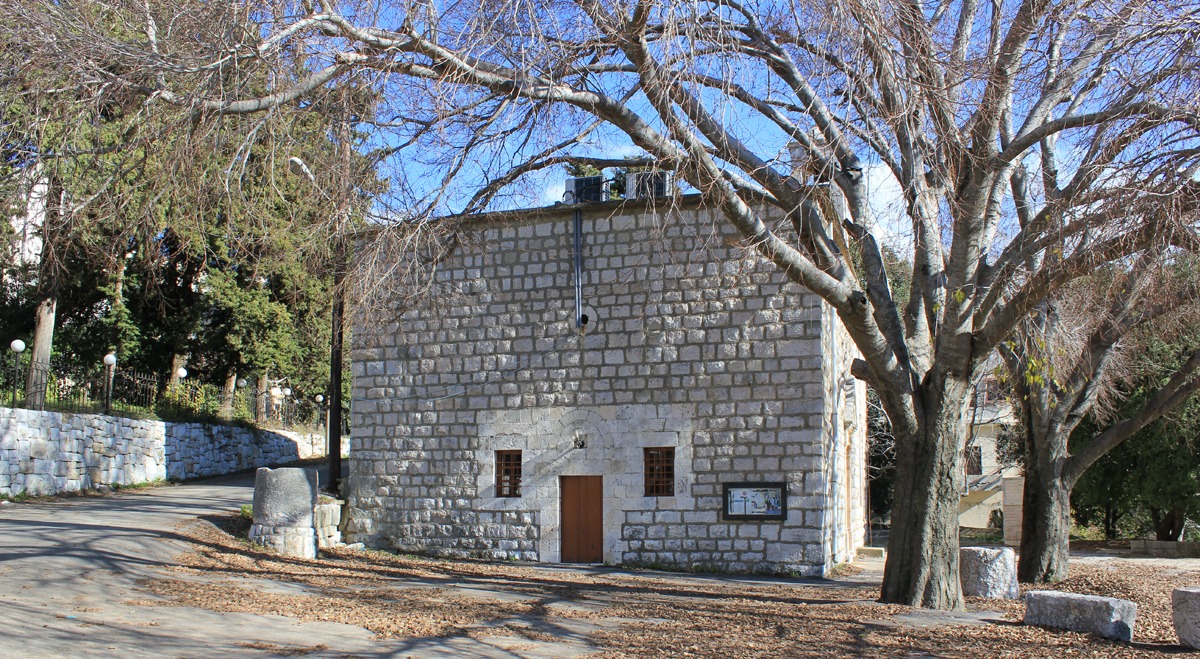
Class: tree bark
256,372,270,423
1017,462,1072,583
25,178,67,410
1151,508,1185,541
108,254,130,356
1103,505,1120,540
221,371,237,419
168,353,187,388
25,296,56,409
880,377,971,609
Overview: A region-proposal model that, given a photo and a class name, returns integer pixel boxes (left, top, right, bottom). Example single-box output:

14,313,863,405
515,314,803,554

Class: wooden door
560,476,603,563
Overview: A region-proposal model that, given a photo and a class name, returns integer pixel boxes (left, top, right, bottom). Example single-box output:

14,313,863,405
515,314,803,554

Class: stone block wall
165,424,325,480
348,198,867,576
819,303,869,567
316,499,345,548
0,409,165,495
0,407,325,497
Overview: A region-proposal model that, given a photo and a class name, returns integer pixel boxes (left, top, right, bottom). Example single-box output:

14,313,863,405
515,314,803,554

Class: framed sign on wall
722,482,787,521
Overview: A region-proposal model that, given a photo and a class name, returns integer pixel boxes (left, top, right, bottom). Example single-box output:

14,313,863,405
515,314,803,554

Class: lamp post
173,367,188,414
9,339,25,408
103,353,116,414
235,377,248,419
315,393,327,460
288,151,347,496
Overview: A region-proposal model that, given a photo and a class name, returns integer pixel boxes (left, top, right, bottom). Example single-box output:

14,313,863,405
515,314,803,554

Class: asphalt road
0,471,390,658
0,468,608,658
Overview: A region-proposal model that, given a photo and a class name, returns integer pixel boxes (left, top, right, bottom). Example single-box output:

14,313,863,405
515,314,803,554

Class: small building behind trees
345,194,868,576
959,382,1021,529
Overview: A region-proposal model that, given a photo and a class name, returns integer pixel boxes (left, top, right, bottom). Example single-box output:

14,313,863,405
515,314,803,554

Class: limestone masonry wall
0,407,324,496
348,199,867,576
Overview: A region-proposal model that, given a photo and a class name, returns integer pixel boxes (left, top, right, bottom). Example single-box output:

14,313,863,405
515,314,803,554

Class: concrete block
1024,590,1137,641
1174,587,1200,649
856,546,885,559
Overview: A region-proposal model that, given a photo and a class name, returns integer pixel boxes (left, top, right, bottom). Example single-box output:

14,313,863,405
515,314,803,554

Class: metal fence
1,358,324,430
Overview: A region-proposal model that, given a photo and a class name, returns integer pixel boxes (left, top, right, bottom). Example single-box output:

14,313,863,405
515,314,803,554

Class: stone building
345,194,868,576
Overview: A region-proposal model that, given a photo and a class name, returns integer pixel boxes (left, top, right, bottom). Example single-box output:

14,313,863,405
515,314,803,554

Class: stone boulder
1024,591,1137,641
960,547,1018,599
1174,587,1200,649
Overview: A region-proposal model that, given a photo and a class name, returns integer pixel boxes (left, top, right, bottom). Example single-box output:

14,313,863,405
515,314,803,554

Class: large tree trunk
880,377,971,610
108,254,130,355
1103,505,1121,540
168,353,187,387
1151,508,1185,542
220,371,237,419
1018,464,1072,583
25,179,67,410
256,372,270,422
25,296,56,408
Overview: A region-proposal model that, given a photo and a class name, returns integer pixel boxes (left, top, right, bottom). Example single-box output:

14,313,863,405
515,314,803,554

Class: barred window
496,450,522,497
966,445,983,476
644,447,675,497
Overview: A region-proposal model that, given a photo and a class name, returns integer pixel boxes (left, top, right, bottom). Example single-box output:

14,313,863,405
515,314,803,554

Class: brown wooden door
560,476,603,562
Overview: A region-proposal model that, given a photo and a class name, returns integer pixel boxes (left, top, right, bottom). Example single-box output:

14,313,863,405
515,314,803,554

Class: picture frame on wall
722,482,787,521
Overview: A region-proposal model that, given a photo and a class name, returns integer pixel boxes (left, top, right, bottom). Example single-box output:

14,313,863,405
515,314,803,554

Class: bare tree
5,0,1200,609
1007,241,1200,583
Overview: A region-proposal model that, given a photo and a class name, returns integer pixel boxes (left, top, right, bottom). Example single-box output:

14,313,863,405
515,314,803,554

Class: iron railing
1,358,325,430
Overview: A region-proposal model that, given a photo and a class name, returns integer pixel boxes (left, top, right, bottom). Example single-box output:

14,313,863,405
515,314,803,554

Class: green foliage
564,162,602,178
1071,338,1200,540
1,33,380,419
879,246,911,311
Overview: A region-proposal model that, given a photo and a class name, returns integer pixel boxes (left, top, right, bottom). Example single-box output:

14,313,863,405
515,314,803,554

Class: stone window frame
965,445,983,476
643,447,675,497
495,450,523,497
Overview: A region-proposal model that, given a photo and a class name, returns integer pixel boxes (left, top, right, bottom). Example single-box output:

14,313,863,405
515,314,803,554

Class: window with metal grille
496,450,522,497
966,445,983,476
644,447,675,497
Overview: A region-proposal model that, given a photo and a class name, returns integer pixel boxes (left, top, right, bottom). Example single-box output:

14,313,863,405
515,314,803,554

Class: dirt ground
134,514,1200,658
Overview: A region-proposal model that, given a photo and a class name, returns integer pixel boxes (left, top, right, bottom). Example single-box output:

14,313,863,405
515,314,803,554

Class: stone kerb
1174,587,1200,649
959,547,1018,599
1024,590,1137,641
248,467,318,559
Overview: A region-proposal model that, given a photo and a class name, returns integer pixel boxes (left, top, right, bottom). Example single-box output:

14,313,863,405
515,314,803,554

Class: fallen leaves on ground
130,514,1199,658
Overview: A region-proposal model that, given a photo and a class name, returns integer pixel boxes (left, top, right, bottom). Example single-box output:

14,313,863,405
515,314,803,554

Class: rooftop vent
564,176,608,204
625,171,672,200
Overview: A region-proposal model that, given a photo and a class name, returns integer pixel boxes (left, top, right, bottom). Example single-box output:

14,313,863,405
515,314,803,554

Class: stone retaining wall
0,407,325,497
1130,540,1200,558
